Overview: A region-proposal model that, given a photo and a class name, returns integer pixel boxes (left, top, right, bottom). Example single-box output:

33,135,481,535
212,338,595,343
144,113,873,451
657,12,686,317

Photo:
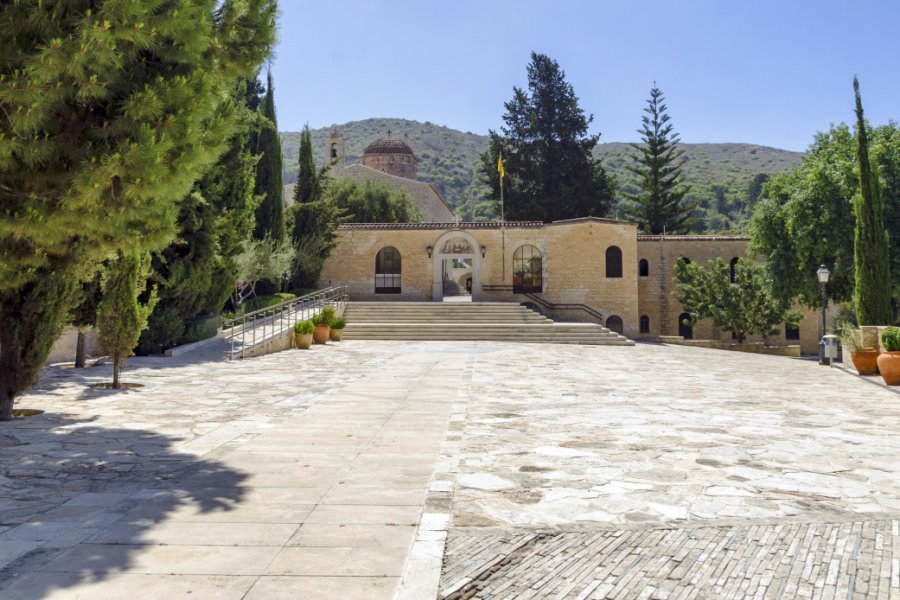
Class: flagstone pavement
1,339,898,599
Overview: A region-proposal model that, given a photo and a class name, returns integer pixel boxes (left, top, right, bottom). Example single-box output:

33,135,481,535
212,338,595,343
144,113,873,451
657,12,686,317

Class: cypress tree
0,1,276,418
622,85,698,234
852,77,892,325
96,252,158,389
253,71,286,243
295,126,321,205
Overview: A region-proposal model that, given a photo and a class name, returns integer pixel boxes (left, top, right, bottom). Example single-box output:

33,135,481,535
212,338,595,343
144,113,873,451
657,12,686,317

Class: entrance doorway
432,231,481,301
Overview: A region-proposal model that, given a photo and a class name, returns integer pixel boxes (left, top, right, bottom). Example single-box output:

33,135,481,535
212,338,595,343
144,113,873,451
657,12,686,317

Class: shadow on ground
0,411,247,597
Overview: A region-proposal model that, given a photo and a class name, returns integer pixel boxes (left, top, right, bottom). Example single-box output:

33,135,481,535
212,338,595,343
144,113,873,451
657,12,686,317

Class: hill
280,118,803,232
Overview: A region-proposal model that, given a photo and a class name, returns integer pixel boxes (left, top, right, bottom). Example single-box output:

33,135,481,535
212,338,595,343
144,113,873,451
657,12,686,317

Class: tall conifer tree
0,1,276,418
253,71,286,243
295,126,321,205
478,52,614,222
623,85,698,234
852,77,892,325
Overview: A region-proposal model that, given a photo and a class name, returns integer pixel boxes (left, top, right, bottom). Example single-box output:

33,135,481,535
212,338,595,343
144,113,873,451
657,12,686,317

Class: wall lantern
426,246,433,258
480,245,487,258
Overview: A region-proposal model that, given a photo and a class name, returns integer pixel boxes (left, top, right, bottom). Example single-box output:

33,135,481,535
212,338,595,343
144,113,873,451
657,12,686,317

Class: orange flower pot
313,324,330,344
850,349,880,375
876,351,900,385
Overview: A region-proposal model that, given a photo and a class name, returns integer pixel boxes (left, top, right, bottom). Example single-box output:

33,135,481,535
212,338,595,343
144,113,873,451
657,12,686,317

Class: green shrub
181,314,220,344
311,312,330,326
243,293,295,314
320,306,336,322
136,305,184,356
881,327,900,352
293,320,315,334
330,317,346,330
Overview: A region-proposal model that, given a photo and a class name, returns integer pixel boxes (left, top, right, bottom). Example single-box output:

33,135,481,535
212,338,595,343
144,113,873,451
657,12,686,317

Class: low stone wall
658,336,801,357
47,327,99,364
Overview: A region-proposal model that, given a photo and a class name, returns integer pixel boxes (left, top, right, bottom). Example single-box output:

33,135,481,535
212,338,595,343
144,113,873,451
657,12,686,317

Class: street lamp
817,264,830,365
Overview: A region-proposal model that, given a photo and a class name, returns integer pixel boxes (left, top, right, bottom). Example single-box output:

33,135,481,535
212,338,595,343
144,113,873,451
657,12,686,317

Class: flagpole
501,174,505,282
498,152,506,283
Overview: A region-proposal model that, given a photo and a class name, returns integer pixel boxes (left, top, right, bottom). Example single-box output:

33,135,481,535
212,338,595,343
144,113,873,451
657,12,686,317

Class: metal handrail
522,292,605,323
223,285,348,360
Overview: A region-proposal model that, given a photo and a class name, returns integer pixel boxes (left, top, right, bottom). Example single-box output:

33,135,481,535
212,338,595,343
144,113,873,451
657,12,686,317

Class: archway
432,230,481,301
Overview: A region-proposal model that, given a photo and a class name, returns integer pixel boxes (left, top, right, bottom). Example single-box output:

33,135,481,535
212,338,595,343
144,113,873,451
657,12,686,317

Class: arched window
677,256,691,267
639,315,650,334
678,312,693,339
729,257,739,283
605,246,623,278
513,245,543,293
330,143,338,159
375,247,401,294
606,315,624,334
639,258,649,277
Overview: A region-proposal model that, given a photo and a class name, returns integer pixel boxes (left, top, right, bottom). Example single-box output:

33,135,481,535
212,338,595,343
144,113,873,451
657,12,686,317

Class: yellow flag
497,153,505,180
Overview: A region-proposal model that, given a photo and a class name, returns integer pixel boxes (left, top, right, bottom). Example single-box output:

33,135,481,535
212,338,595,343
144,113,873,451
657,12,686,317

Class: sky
270,0,899,152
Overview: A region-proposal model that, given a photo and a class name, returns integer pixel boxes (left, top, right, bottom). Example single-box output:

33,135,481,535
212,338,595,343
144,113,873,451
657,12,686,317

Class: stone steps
342,302,634,346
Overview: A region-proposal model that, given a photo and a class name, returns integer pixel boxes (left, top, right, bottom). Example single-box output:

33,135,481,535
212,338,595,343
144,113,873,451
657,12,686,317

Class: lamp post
817,264,830,365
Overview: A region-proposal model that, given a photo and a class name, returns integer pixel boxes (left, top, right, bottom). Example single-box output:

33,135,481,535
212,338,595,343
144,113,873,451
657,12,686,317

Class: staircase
342,302,634,345
442,280,469,297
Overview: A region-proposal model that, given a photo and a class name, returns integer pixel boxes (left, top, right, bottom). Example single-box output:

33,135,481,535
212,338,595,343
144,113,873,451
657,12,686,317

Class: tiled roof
338,221,544,231
549,216,636,226
637,235,751,241
362,137,415,156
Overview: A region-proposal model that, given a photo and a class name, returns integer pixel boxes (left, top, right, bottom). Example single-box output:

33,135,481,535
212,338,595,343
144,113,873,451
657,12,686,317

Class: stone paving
0,339,898,599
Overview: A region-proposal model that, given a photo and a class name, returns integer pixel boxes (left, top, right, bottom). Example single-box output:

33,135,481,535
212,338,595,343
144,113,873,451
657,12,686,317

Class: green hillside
280,118,803,232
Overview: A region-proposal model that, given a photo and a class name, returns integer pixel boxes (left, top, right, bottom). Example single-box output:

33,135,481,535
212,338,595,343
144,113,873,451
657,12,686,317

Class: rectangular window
785,324,800,340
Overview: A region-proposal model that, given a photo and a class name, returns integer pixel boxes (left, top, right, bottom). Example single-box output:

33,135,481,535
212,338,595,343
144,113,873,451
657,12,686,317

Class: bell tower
327,129,345,169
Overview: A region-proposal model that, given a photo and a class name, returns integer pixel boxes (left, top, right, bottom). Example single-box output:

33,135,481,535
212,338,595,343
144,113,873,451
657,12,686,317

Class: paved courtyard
1,339,899,599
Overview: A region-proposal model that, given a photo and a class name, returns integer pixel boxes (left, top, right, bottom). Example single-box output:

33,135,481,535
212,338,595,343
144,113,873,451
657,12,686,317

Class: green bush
881,327,900,352
293,320,315,335
321,306,336,322
181,314,220,344
136,305,184,356
330,317,346,330
311,312,330,326
243,293,295,314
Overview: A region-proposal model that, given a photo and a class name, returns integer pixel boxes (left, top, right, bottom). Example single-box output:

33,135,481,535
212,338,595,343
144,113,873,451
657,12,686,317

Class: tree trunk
75,331,87,368
112,351,121,389
0,327,15,420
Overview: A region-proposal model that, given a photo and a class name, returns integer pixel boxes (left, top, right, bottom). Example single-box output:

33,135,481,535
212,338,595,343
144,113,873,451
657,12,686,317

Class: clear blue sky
270,0,898,151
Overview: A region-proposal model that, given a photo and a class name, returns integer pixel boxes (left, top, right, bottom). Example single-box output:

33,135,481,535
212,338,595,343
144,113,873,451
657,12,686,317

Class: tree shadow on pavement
0,411,248,598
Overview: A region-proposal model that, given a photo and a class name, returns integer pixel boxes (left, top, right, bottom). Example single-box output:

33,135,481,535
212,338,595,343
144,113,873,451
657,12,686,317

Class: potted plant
837,322,879,375
312,306,335,345
329,317,346,342
877,327,900,385
293,320,314,350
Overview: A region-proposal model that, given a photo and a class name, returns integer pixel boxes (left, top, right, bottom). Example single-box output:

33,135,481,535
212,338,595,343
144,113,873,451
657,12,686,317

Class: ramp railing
223,285,348,359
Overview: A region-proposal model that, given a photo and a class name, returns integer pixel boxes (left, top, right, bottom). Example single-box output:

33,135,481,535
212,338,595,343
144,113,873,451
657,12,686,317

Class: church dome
363,136,415,156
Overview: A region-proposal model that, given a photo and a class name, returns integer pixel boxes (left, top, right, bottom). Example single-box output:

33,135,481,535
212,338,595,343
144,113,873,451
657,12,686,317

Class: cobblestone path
441,519,900,599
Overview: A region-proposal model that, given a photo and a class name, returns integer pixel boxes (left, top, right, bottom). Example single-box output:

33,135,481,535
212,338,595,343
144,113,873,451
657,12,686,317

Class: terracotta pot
329,328,344,342
294,332,313,350
313,324,330,344
877,351,900,385
850,348,880,375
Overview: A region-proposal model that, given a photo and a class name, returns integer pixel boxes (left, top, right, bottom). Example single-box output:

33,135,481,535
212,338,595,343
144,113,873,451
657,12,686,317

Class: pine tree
253,72,286,243
97,252,158,389
0,1,276,418
295,126,321,205
852,77,893,325
623,85,698,234
478,52,615,222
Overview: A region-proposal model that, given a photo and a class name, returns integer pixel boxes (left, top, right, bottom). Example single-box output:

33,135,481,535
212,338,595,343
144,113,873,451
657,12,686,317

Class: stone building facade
318,218,825,353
